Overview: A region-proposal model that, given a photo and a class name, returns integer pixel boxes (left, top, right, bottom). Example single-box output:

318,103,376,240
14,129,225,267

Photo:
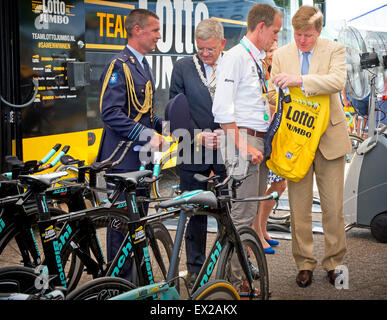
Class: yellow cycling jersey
266,87,330,182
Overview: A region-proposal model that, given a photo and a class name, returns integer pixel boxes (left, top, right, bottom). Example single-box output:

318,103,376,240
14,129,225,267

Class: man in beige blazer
268,6,351,288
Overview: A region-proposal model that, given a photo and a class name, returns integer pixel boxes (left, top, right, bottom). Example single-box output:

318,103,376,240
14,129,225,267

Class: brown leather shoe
296,270,313,288
327,270,343,286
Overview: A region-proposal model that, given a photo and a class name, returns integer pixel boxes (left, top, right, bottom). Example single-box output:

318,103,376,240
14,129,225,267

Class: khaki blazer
268,37,351,160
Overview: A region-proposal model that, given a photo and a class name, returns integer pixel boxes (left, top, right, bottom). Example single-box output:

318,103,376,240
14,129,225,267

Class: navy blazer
96,47,162,171
169,55,224,172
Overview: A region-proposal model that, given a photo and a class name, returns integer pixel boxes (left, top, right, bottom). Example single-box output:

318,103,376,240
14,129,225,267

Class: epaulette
115,51,130,63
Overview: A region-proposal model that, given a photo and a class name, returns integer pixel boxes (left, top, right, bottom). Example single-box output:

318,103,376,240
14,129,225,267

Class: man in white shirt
212,3,282,291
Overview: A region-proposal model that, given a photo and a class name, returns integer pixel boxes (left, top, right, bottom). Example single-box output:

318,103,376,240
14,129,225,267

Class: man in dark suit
169,18,227,287
97,9,164,280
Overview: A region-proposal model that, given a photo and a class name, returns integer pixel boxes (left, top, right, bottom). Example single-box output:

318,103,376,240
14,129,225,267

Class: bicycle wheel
66,276,136,300
146,222,178,290
60,209,175,292
192,280,240,300
0,266,54,294
346,134,364,163
216,226,269,300
152,158,180,200
59,208,132,291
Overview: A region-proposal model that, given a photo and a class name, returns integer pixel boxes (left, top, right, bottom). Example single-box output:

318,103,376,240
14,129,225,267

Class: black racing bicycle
68,155,277,300
0,142,174,296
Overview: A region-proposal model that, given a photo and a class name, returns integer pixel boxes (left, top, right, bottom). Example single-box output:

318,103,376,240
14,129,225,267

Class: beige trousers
221,131,268,286
287,149,347,272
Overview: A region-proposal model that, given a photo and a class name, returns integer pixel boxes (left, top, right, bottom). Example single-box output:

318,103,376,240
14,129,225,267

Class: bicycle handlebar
37,143,62,166
103,140,126,163
38,145,70,172
2,144,69,179
214,154,252,190
231,191,279,202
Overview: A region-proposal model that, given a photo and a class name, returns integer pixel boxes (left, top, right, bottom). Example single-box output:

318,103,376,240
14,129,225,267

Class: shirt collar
298,47,315,57
203,54,222,69
127,44,145,64
241,36,266,61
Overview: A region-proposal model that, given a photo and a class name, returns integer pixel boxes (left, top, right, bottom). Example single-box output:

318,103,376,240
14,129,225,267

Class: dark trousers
179,165,226,275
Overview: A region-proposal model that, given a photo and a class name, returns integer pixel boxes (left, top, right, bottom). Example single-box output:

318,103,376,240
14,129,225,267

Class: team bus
0,0,326,171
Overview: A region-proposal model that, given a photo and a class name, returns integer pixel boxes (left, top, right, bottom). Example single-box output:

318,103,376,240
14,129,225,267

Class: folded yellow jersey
266,87,330,182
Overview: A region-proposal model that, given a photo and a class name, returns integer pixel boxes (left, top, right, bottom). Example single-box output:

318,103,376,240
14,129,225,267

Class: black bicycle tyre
152,155,180,199
60,209,175,292
215,226,269,300
0,266,55,294
147,221,178,290
66,276,136,300
59,208,132,291
191,279,240,300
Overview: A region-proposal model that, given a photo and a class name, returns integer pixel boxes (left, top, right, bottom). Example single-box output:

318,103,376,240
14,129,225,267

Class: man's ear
220,38,226,50
255,21,266,33
133,24,142,35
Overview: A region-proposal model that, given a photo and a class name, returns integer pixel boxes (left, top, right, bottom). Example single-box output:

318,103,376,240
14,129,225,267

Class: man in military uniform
97,9,164,280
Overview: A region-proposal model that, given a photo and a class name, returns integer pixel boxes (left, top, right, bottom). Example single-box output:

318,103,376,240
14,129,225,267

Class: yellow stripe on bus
86,43,125,50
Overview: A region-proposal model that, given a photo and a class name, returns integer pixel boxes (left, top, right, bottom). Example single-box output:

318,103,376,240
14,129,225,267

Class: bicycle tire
216,226,269,300
59,208,132,291
60,209,175,292
191,280,240,300
0,266,55,294
147,221,178,290
66,276,136,300
346,134,364,163
152,156,180,199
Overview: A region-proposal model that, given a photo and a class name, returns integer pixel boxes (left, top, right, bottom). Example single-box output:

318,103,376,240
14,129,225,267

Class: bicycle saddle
18,172,68,188
104,170,153,187
156,190,218,210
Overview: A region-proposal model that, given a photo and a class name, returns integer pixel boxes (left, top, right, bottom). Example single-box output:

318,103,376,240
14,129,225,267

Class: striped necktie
208,65,216,98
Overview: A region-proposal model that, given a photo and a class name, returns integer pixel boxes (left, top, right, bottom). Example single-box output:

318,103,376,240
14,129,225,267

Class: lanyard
239,40,268,97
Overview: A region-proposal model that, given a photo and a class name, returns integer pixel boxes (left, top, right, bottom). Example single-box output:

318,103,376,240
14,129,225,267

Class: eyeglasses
197,47,216,54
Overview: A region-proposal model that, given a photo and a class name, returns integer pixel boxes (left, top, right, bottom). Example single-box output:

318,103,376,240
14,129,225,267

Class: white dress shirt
212,36,270,132
203,55,221,80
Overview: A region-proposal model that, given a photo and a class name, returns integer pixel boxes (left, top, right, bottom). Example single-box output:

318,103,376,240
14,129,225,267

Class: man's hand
199,130,223,150
244,145,263,165
221,123,263,165
149,133,168,151
272,73,302,89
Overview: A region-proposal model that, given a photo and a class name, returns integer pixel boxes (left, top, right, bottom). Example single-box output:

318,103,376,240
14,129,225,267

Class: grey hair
195,18,224,41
